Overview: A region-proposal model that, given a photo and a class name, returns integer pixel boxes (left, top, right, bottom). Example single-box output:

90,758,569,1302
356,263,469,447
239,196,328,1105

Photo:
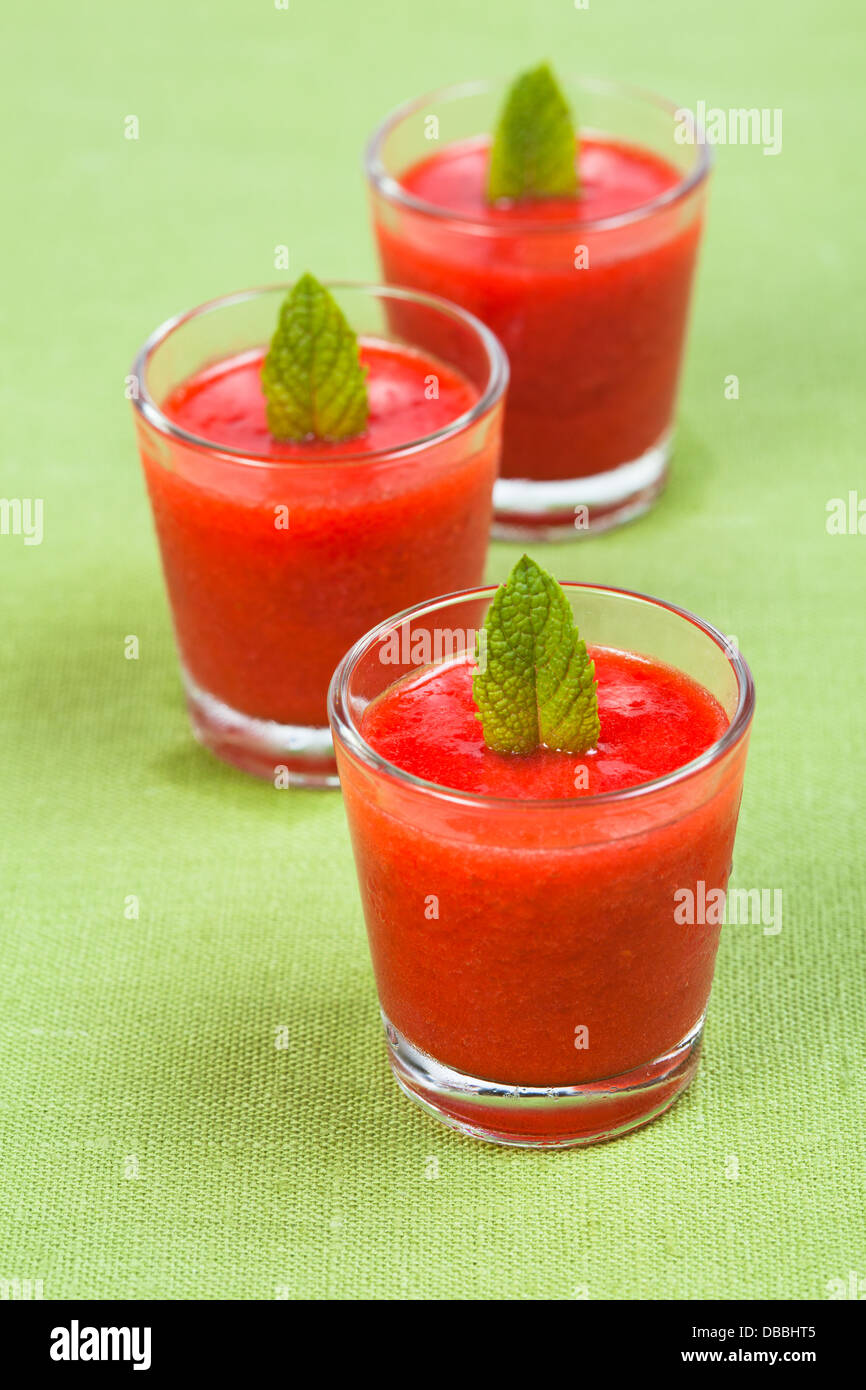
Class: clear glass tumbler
330,584,754,1147
130,283,507,784
367,78,711,538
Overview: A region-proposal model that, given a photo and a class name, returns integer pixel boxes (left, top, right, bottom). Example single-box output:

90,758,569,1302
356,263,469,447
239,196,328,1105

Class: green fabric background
1,0,863,1301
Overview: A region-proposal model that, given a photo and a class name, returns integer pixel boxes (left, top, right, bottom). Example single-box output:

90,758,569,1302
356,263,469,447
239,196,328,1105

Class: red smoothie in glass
353,649,732,1088
141,339,495,735
375,136,699,484
332,579,754,1144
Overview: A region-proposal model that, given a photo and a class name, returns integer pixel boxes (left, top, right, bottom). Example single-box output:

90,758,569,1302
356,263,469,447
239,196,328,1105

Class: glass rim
328,582,755,812
365,75,713,235
130,280,509,467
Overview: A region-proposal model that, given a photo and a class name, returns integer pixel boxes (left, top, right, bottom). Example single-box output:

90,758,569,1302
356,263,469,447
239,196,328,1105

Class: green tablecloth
2,0,863,1300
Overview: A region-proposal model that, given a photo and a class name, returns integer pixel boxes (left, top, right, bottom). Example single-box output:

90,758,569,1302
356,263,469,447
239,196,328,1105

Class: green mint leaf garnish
261,272,368,441
473,555,600,756
487,62,579,202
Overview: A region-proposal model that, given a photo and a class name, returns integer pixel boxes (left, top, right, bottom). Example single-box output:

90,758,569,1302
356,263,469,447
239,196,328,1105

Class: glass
366,78,711,538
330,584,754,1147
130,283,508,784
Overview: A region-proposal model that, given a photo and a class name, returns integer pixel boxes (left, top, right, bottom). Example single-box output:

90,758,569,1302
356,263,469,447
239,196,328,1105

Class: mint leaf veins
473,555,600,755
487,62,579,202
261,272,369,442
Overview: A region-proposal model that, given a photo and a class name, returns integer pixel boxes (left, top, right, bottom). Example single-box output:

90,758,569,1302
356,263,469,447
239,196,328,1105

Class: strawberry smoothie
132,284,507,781
367,79,711,535
331,583,754,1145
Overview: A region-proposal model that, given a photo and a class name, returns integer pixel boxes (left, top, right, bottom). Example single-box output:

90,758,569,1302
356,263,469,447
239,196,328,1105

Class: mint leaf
261,273,368,441
473,555,600,755
487,62,579,202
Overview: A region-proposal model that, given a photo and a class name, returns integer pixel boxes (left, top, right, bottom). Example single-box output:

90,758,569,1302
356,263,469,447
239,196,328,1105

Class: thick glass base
383,1010,703,1148
182,667,338,786
492,431,672,541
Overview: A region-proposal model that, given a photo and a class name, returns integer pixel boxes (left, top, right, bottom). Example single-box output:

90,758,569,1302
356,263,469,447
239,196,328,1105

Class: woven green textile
1,0,863,1301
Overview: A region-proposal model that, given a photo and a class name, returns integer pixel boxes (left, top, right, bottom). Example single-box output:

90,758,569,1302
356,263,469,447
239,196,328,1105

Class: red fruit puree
140,340,496,728
341,650,739,1090
374,137,701,481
